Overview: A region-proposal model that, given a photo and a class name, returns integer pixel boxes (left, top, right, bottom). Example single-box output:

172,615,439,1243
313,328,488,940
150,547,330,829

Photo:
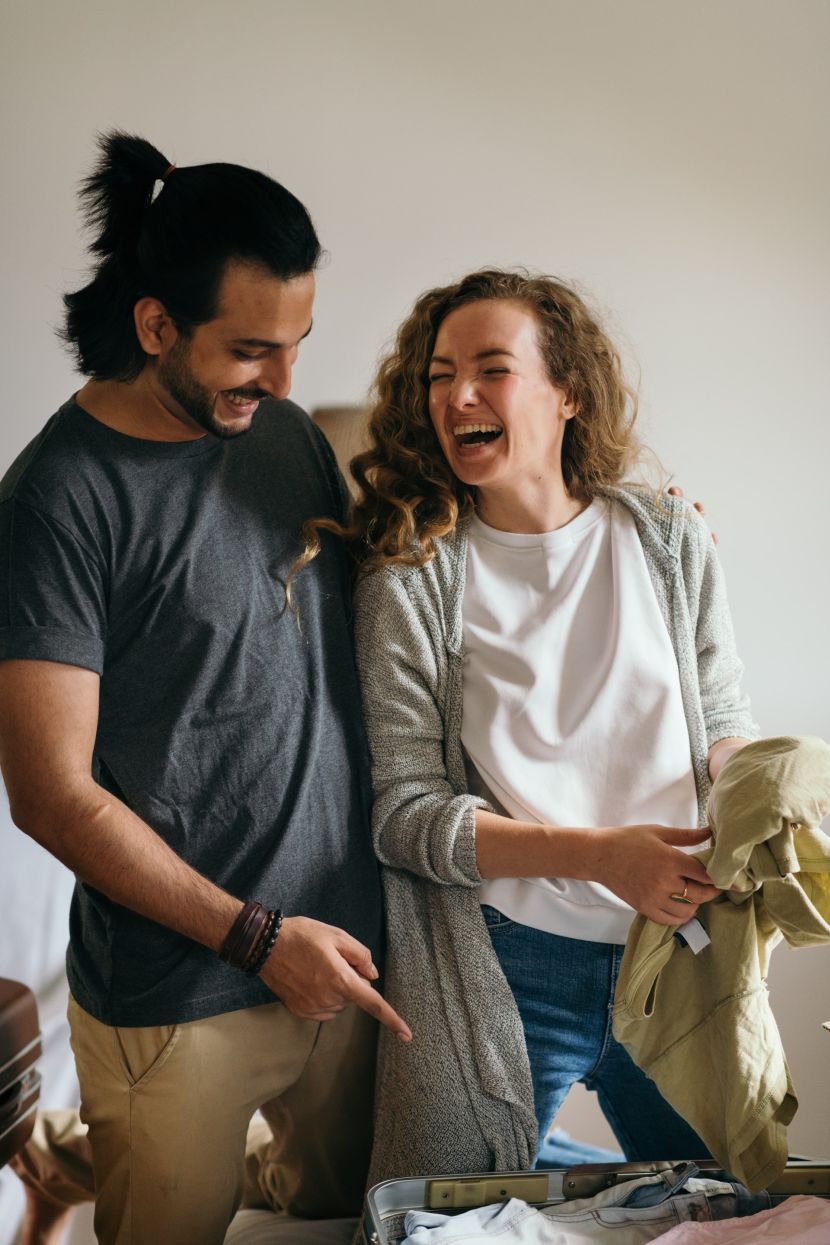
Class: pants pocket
114,1022,181,1089
480,903,515,930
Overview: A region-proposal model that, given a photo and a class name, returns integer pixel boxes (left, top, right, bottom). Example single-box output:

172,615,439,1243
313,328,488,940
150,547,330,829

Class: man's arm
0,659,411,1040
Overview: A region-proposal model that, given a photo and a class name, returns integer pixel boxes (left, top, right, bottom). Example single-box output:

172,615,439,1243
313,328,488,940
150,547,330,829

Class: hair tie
151,163,176,203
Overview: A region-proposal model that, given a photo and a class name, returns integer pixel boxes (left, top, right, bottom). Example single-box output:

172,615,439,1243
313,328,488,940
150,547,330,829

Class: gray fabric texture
354,487,758,1185
0,398,382,1026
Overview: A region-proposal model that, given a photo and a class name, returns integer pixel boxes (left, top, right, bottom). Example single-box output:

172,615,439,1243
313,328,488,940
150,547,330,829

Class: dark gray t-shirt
0,398,382,1026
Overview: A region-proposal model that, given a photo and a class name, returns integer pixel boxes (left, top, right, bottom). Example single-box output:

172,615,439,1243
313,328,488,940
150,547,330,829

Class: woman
302,269,756,1182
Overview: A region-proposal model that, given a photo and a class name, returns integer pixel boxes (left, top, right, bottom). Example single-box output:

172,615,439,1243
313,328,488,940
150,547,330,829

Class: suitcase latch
426,1174,549,1209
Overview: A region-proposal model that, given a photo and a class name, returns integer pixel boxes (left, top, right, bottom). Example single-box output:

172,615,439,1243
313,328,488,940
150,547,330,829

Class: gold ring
670,883,693,904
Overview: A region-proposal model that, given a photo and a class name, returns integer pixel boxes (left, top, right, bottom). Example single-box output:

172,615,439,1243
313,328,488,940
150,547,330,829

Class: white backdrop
0,2,828,1233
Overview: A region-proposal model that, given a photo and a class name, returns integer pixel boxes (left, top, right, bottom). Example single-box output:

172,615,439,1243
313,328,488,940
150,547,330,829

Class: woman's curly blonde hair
292,268,640,586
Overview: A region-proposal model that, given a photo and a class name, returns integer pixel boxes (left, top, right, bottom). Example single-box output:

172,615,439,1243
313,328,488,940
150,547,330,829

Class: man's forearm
16,779,241,951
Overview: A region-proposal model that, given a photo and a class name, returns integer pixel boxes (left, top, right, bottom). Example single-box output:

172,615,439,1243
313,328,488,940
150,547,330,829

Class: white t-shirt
462,498,699,944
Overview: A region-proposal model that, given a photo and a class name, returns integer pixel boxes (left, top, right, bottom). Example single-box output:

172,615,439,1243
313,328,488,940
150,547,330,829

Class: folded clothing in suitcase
362,1160,830,1245
0,977,42,1168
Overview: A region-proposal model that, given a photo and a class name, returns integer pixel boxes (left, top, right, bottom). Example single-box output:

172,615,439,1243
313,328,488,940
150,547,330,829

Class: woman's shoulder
354,525,468,647
356,524,468,595
603,483,710,563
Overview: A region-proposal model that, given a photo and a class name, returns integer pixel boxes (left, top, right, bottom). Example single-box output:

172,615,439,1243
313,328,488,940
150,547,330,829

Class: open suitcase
0,977,42,1168
361,1159,830,1244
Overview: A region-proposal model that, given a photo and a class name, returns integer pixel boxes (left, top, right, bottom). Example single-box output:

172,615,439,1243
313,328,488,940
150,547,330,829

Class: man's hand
667,485,718,543
260,915,412,1042
588,824,721,925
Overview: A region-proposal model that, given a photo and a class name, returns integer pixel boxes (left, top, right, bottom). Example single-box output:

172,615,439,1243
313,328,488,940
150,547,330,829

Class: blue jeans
482,905,710,1165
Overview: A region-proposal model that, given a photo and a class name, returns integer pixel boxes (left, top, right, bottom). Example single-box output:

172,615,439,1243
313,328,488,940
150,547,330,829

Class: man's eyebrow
429,348,516,365
231,321,314,348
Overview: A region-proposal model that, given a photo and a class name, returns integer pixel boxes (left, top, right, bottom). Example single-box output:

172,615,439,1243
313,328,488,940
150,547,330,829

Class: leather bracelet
225,903,265,965
219,901,258,963
244,909,283,977
219,901,268,970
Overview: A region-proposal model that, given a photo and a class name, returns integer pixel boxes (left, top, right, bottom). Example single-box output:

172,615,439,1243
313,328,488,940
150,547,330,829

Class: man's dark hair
63,131,322,381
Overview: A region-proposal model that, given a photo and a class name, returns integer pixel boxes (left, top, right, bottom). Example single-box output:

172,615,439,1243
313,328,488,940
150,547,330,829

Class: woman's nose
449,377,478,408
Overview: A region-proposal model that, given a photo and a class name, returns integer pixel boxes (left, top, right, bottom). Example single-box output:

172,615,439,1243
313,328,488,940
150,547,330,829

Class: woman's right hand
587,824,721,925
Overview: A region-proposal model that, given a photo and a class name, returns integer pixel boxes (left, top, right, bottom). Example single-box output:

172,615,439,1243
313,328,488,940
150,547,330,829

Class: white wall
1,0,828,1172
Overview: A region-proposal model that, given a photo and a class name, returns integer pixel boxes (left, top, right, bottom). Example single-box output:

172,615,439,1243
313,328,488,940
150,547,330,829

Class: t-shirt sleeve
0,497,107,674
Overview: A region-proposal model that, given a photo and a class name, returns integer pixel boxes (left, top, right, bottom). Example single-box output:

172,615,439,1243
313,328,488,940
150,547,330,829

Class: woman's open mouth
452,423,503,448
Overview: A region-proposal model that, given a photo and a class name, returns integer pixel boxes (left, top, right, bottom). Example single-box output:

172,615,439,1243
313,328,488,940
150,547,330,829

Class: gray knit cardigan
353,487,757,1186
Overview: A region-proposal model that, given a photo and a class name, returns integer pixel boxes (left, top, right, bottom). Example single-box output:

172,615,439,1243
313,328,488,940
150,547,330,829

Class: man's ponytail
80,131,171,263
63,132,174,381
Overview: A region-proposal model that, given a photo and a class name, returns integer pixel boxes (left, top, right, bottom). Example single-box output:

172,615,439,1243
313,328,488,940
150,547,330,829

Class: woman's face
427,299,574,494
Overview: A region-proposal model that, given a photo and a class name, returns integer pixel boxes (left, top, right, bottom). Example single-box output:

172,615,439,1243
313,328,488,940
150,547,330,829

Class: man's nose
261,352,294,400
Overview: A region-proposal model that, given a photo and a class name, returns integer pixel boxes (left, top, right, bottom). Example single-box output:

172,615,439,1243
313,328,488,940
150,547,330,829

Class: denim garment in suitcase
362,1159,830,1245
0,977,42,1168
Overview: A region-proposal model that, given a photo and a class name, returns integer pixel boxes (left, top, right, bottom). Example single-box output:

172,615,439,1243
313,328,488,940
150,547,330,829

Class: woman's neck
475,479,589,535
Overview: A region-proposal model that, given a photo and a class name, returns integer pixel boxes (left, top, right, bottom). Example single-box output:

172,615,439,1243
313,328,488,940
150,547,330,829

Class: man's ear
134,297,176,357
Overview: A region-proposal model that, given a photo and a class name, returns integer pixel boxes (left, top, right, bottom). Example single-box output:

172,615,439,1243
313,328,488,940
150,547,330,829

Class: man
0,131,409,1245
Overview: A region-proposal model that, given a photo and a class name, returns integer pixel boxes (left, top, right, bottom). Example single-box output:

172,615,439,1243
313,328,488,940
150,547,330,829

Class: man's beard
157,337,266,440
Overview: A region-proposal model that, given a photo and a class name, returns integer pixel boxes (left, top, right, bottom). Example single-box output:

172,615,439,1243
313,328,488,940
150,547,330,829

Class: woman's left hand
708,737,752,783
587,823,722,925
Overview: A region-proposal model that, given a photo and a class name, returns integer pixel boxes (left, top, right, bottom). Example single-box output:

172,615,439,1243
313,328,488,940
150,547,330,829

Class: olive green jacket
613,735,830,1191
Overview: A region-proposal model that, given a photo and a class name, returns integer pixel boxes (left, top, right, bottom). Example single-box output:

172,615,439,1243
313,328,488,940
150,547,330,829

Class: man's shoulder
0,400,87,508
247,398,336,476
248,398,315,448
249,399,347,519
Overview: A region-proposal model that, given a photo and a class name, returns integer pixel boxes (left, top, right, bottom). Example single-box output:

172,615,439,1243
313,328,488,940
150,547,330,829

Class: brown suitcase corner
0,977,42,1168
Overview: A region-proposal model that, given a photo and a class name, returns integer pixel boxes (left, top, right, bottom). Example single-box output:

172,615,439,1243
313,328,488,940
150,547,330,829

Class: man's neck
75,377,207,443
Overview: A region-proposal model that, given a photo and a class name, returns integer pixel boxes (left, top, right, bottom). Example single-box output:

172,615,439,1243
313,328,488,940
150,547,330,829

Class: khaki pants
12,996,377,1245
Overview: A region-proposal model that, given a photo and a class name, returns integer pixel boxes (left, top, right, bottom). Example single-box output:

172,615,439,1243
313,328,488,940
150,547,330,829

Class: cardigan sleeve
353,566,487,887
683,507,759,748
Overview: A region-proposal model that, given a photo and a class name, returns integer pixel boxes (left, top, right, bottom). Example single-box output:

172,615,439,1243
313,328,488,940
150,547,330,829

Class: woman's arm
355,566,723,922
474,810,720,925
354,566,487,887
687,506,759,748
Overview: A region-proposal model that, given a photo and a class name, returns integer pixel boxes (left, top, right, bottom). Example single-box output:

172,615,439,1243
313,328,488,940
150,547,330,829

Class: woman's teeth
452,423,503,446
452,423,501,437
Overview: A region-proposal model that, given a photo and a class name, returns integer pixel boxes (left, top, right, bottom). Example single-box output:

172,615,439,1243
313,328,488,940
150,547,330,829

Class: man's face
156,262,315,439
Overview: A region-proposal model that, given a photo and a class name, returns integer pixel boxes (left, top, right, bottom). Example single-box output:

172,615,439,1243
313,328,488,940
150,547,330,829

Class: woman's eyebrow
429,348,516,364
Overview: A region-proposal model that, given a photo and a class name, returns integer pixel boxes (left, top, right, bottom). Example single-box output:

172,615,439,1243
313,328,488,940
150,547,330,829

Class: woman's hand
708,737,751,783
587,824,721,925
